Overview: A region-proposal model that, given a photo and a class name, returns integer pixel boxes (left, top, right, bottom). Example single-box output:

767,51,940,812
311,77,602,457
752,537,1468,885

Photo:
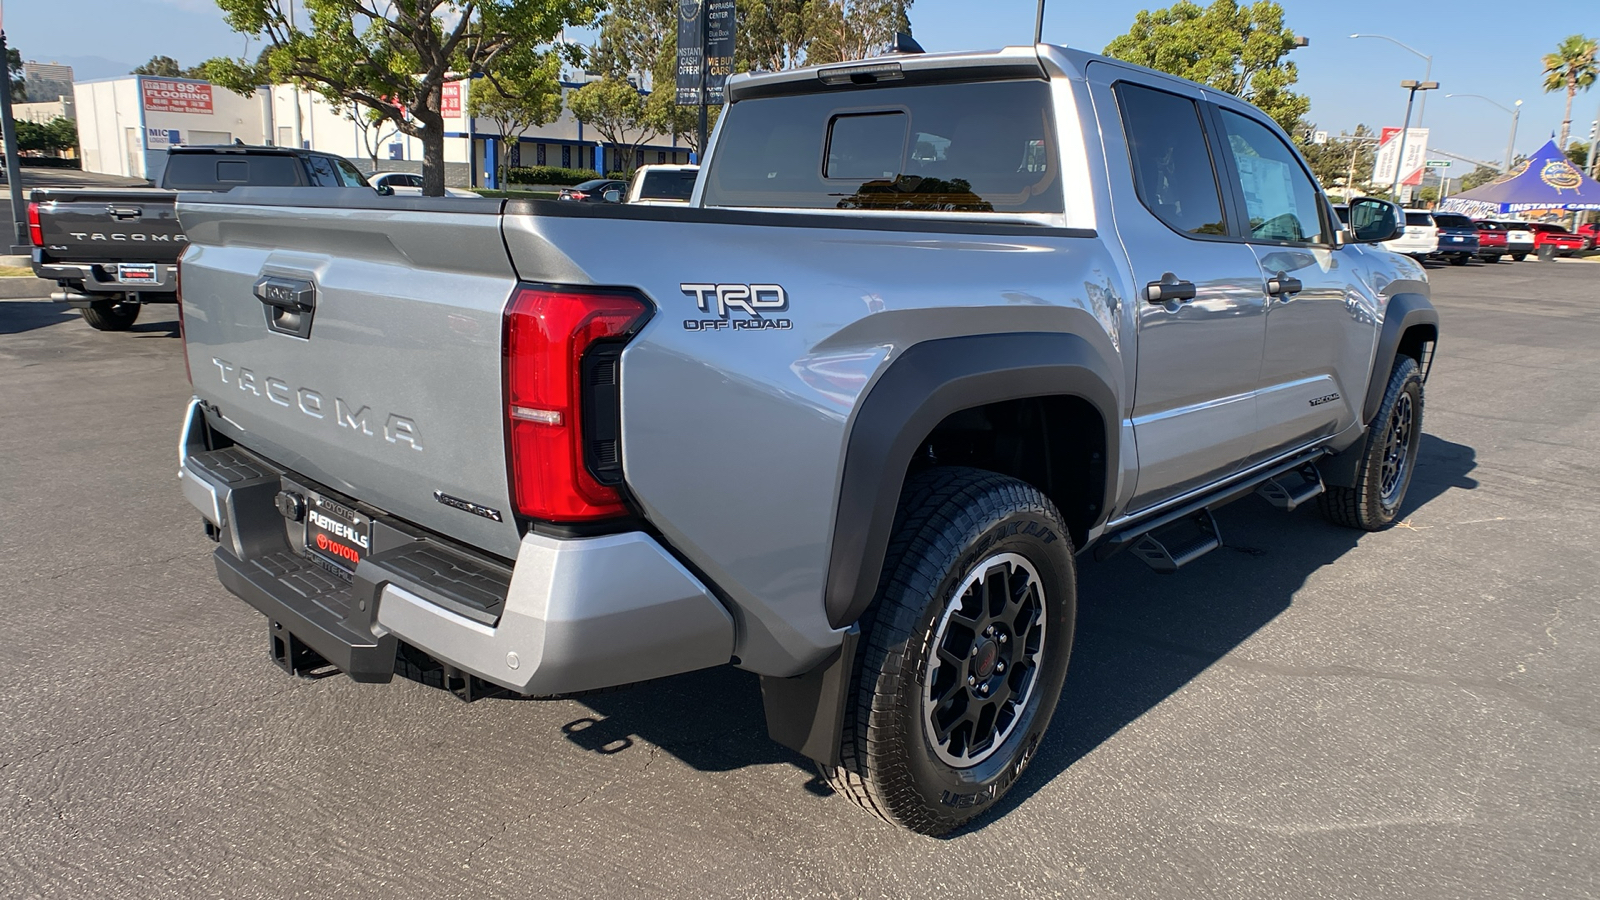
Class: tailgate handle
106,205,143,220
253,276,317,339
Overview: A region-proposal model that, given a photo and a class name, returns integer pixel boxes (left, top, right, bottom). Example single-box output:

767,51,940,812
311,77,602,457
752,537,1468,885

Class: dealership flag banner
676,0,735,105
1371,127,1429,188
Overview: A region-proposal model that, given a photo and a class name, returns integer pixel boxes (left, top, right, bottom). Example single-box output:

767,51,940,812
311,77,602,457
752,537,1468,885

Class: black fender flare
1362,292,1439,424
822,331,1121,630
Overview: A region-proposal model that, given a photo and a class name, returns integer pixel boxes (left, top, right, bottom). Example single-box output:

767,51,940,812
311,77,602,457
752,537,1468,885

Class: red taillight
504,286,650,522
568,191,588,201
176,251,192,384
27,201,43,247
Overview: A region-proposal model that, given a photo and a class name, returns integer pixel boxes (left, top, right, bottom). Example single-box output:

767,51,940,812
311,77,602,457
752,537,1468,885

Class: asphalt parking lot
2,259,1596,899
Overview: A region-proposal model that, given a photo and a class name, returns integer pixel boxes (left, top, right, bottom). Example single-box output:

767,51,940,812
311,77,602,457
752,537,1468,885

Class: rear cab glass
163,153,305,190
1405,212,1433,226
638,169,698,201
1431,213,1473,229
702,80,1063,214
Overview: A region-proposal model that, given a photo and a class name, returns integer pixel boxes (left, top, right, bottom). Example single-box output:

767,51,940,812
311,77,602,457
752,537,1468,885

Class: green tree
1297,125,1376,196
1543,34,1598,149
807,0,913,65
15,116,77,155
1104,0,1308,133
1567,140,1592,168
205,0,600,196
593,0,719,154
1460,164,1499,191
468,54,565,185
7,48,24,103
133,55,184,77
741,0,817,71
568,75,650,174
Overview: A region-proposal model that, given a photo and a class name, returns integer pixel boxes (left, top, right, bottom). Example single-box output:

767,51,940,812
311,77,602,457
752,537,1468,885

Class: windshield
1431,213,1473,228
1405,212,1432,226
637,169,698,201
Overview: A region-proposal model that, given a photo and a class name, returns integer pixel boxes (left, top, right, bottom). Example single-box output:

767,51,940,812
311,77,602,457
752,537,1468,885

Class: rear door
1087,65,1269,511
177,189,525,559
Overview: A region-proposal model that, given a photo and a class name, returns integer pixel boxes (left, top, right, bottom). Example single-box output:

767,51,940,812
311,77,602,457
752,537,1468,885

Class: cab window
1114,82,1228,237
1217,109,1326,244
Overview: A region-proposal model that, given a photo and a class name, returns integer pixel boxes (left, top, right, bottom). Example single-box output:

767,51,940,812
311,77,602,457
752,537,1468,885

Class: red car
1578,222,1599,251
1474,221,1509,262
1528,223,1586,257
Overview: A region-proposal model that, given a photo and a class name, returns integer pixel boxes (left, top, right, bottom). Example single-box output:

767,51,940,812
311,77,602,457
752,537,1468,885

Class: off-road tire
1319,356,1424,531
80,298,140,331
823,467,1076,836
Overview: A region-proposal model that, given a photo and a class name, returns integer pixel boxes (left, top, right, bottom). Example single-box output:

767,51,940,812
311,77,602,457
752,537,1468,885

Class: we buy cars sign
142,79,214,114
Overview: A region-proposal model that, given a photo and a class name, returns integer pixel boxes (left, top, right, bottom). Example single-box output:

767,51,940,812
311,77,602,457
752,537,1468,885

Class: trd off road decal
681,283,793,331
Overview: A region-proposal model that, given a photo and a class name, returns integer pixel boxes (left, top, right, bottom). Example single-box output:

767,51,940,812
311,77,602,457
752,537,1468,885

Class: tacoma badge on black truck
174,43,1437,836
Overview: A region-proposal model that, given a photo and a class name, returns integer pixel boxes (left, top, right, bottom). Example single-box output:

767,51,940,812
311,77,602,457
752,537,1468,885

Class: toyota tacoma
174,44,1438,835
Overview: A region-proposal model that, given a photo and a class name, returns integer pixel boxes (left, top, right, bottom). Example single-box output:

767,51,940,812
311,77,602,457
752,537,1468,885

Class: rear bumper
178,399,735,694
32,252,178,299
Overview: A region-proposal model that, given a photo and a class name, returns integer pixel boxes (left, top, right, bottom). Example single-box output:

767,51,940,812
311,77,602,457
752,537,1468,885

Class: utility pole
0,26,28,253
696,0,708,157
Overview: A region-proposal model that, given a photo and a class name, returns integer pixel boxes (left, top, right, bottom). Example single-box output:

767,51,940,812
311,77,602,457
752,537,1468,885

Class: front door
1088,67,1270,512
1208,104,1370,461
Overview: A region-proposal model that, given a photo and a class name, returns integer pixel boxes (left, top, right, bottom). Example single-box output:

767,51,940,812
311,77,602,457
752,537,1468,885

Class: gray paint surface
0,261,1593,897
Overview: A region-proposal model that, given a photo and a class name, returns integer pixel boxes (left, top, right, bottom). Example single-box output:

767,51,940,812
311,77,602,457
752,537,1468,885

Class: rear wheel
1512,253,1527,262
1319,356,1424,531
1481,254,1500,264
80,297,140,331
1450,254,1469,266
823,467,1076,836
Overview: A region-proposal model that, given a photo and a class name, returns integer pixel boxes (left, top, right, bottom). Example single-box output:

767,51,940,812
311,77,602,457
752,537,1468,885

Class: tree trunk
1560,78,1575,150
418,109,447,197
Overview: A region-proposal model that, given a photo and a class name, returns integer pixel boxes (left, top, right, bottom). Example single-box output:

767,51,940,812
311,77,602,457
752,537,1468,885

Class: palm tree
1543,34,1599,150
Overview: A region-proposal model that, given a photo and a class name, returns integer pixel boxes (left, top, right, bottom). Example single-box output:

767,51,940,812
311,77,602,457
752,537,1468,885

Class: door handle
106,205,143,220
1145,278,1197,304
1266,273,1303,296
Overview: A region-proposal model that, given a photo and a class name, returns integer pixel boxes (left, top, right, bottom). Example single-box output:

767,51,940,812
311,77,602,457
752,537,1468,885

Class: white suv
1383,210,1439,259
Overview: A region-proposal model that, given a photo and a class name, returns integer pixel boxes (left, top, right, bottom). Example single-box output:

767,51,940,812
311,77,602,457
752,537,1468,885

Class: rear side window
1431,213,1473,228
1115,83,1227,236
306,155,341,186
1405,211,1433,226
702,80,1062,214
163,153,304,189
638,169,698,200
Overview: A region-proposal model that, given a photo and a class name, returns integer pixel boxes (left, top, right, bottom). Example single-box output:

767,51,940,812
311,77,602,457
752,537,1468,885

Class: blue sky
6,0,1590,168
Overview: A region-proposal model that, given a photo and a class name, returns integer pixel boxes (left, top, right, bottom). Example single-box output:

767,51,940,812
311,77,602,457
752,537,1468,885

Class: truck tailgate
31,188,184,264
177,189,525,560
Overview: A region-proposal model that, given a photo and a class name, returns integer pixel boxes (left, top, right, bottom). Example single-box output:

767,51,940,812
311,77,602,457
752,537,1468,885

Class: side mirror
374,183,395,196
1345,197,1404,244
602,189,623,203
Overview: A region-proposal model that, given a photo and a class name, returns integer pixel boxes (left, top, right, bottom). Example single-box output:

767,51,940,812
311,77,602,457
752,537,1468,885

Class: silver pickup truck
175,44,1437,835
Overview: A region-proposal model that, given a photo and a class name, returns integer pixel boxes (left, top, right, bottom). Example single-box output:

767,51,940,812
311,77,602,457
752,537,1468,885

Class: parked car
1382,210,1439,259
173,45,1437,837
1428,212,1479,266
370,171,479,198
556,178,627,202
29,145,371,331
626,164,700,205
1474,220,1510,262
1527,222,1586,257
1489,221,1536,260
1577,222,1598,250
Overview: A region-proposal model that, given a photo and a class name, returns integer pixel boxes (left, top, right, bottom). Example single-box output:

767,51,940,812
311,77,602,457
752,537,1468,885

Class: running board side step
1130,508,1221,574
1256,463,1325,512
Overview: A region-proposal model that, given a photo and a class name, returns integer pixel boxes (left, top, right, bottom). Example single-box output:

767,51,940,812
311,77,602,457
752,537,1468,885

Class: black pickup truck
29,145,371,330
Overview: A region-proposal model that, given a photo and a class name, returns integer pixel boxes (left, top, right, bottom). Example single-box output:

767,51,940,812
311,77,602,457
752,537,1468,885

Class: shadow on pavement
427,435,1479,828
0,300,77,335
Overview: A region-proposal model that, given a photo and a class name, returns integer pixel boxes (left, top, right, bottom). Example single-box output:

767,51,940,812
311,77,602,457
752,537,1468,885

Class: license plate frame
115,263,158,285
303,492,371,573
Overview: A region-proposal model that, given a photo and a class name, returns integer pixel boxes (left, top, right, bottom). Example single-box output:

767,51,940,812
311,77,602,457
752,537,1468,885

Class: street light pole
0,28,26,253
1390,80,1438,201
1444,94,1523,173
1352,34,1433,129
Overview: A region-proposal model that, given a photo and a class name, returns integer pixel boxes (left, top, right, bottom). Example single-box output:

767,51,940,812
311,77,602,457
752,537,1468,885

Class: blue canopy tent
1438,139,1600,218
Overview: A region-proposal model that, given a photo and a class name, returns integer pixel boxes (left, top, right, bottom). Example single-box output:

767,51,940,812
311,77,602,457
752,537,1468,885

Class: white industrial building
73,74,691,188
